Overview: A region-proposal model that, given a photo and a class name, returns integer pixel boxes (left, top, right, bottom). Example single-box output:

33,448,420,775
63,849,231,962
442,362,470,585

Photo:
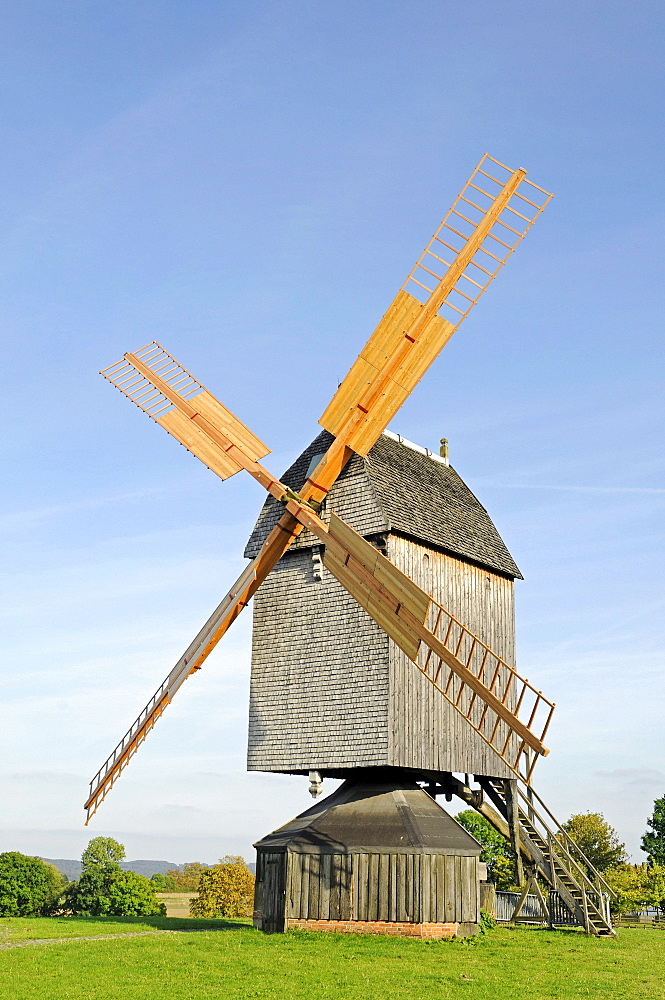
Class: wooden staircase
476,777,615,936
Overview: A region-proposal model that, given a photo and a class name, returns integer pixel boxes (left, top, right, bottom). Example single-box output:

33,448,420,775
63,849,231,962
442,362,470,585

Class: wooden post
504,779,524,887
524,751,536,824
510,870,534,922
530,875,552,928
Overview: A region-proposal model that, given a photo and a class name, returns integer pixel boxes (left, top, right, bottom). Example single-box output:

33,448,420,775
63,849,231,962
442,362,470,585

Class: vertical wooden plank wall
257,852,288,933
279,852,479,924
388,535,516,778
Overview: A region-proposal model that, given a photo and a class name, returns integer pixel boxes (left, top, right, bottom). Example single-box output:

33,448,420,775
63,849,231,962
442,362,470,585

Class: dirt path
0,930,171,950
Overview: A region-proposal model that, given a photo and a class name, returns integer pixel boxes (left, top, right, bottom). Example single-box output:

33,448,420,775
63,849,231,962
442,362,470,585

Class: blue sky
1,0,663,865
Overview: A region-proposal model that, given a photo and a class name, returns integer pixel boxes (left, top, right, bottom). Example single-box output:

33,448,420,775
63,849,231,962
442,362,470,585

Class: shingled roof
254,777,482,855
244,430,521,579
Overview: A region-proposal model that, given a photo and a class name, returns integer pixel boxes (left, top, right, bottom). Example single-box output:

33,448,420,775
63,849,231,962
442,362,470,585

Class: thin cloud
595,768,665,786
477,483,665,494
0,482,198,531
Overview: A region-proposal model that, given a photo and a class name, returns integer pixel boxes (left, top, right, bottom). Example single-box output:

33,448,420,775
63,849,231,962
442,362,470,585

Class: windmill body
245,429,520,783
247,429,521,935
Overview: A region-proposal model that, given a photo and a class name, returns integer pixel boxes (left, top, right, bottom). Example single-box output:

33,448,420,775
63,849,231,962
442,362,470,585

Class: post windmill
86,155,615,937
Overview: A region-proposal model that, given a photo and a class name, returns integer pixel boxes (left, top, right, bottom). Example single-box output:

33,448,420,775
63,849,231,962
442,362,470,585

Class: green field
1,917,663,1000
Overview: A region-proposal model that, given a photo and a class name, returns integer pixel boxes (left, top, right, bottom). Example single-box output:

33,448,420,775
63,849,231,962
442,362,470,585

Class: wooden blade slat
103,347,272,483
327,512,431,625
158,404,243,480
358,289,422,371
157,387,273,481
192,390,270,464
319,289,454,457
324,547,422,661
318,290,420,440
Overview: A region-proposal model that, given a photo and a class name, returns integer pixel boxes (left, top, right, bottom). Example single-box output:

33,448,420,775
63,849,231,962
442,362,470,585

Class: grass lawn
0,918,663,1000
0,914,239,942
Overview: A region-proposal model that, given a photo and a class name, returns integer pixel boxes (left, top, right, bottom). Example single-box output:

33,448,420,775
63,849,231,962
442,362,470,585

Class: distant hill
42,859,181,881
42,858,256,881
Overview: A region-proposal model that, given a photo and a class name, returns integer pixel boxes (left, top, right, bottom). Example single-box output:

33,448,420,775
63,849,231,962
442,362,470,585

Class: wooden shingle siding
248,544,515,776
278,852,479,924
247,548,390,772
248,538,515,777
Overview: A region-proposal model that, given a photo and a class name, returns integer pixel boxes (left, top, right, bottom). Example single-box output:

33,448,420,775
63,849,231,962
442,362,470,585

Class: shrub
604,862,665,916
150,872,177,891
0,853,66,916
165,862,209,892
191,856,255,918
455,811,517,890
561,813,628,873
65,868,165,916
64,837,164,916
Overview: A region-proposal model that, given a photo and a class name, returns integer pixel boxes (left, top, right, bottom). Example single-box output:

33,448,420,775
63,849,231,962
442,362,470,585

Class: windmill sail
102,344,273,483
88,155,553,818
85,555,261,821
87,358,554,816
320,154,552,456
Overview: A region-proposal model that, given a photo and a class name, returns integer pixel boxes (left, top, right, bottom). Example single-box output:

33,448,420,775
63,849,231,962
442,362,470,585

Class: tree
454,812,517,890
165,862,209,892
150,872,177,891
81,837,126,873
65,838,164,917
641,795,665,865
561,812,628,873
106,871,166,916
66,868,165,917
604,863,665,916
190,857,255,918
0,853,66,916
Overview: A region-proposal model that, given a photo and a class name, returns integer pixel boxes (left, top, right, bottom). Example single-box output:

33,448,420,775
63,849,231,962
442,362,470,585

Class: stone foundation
285,918,460,938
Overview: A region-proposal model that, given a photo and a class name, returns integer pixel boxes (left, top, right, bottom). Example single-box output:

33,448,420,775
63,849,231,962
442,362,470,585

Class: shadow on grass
51,915,255,934
112,916,254,933
508,925,585,934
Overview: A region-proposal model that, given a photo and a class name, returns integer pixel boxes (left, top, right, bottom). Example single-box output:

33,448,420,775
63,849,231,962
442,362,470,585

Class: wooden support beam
504,779,524,887
511,872,533,922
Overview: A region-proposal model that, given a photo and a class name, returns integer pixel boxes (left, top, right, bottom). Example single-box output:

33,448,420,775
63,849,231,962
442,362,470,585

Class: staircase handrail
515,782,616,898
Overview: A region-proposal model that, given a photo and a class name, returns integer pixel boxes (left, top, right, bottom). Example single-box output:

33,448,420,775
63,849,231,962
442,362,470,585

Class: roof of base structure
253,777,482,856
244,430,522,579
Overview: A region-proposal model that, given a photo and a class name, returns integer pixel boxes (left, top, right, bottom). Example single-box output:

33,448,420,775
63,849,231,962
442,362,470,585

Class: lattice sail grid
402,154,553,328
100,342,204,420
417,600,555,780
85,679,170,822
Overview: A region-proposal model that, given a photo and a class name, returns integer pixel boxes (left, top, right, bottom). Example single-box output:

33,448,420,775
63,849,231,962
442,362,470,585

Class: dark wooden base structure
253,776,482,937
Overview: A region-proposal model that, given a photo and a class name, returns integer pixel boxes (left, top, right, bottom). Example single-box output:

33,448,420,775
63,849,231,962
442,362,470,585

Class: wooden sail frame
86,156,553,820
319,154,552,456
